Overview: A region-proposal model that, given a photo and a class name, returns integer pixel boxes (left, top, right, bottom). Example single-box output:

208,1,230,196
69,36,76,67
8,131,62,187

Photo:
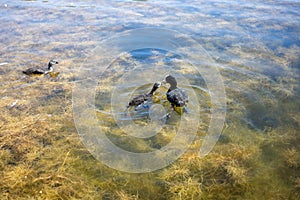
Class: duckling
23,60,58,76
127,82,161,110
162,75,188,113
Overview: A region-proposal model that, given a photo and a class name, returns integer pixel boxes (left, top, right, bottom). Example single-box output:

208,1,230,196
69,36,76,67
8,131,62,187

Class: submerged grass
1,76,299,200
0,51,299,199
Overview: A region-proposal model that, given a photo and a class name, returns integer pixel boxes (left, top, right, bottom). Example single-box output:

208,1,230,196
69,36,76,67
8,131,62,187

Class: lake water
0,0,299,199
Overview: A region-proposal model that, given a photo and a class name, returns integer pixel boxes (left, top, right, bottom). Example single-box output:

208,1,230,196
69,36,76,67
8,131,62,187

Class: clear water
0,0,299,199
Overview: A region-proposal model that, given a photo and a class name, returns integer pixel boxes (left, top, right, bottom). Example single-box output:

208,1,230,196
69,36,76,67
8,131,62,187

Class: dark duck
127,82,161,110
23,60,58,76
163,75,188,113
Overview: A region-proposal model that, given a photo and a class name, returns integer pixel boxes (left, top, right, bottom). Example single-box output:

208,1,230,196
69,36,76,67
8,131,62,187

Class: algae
1,0,300,199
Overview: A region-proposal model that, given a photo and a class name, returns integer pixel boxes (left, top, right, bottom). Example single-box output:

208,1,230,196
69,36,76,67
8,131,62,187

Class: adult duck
162,75,188,113
23,60,58,76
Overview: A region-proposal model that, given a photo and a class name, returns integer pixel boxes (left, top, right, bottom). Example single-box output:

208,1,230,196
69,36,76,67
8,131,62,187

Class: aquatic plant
282,148,300,168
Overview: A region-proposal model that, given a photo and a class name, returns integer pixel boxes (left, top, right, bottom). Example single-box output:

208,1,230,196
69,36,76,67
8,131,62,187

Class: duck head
48,60,59,71
153,82,161,89
162,75,177,90
149,82,161,95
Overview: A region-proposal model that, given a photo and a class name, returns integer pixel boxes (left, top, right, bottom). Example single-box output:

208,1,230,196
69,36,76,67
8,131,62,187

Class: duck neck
149,86,158,95
48,62,52,69
169,83,177,91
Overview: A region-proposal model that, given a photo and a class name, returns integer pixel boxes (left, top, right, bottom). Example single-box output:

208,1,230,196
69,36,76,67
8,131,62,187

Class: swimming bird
127,82,161,109
23,60,58,76
162,75,188,113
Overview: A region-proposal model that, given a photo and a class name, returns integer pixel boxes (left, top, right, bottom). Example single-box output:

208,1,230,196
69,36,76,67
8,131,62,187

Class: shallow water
0,0,299,199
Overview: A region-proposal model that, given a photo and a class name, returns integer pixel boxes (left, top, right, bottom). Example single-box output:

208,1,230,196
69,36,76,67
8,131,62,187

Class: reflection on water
0,0,299,199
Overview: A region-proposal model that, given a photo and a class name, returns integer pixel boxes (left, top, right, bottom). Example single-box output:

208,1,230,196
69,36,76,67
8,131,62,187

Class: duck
23,60,58,76
127,82,161,109
162,75,188,113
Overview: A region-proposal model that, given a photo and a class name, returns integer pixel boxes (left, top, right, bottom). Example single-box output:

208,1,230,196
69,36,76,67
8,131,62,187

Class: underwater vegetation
0,49,299,200
1,0,300,199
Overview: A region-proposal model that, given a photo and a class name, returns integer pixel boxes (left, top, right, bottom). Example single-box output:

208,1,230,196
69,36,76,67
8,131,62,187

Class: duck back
167,88,188,107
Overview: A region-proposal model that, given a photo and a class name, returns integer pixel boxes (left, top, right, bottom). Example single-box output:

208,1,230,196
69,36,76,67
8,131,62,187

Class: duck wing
167,88,188,107
23,68,45,75
128,93,151,107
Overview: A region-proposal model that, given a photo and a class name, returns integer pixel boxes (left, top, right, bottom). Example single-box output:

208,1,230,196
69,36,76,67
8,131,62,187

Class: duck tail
183,107,189,113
